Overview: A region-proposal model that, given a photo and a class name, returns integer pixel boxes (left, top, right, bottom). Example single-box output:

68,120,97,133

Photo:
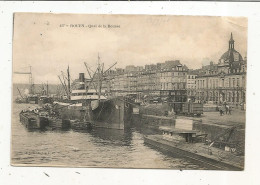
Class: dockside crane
14,65,35,96
208,125,243,155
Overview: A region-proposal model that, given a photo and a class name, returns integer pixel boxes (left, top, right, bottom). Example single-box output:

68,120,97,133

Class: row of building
80,33,247,105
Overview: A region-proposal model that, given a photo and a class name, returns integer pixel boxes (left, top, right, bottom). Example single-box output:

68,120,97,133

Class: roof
159,126,197,134
220,49,243,62
71,89,105,93
188,70,199,75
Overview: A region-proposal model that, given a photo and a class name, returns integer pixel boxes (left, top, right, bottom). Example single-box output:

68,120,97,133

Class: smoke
24,88,29,95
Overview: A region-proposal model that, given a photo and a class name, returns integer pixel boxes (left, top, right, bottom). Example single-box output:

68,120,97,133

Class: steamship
53,60,133,130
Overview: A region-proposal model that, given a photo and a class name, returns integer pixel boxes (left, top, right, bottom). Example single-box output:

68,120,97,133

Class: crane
14,65,34,95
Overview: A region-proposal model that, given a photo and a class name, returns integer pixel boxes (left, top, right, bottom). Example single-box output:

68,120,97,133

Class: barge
19,109,49,129
70,120,93,130
144,135,244,170
143,118,244,170
48,117,70,130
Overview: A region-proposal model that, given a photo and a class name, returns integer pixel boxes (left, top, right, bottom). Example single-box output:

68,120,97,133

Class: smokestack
79,73,85,89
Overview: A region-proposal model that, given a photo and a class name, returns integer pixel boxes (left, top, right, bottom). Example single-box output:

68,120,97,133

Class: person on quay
229,106,232,115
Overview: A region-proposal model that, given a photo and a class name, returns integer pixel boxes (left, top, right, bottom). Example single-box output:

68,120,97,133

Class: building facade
73,33,246,105
196,33,247,105
186,73,197,102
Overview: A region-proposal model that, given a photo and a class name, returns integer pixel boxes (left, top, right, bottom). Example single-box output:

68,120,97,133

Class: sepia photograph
12,13,247,170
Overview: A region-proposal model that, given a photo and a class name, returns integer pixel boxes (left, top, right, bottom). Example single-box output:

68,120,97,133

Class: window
242,76,245,87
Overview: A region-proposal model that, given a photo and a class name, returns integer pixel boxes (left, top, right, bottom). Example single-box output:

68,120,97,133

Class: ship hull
91,98,133,129
53,97,133,130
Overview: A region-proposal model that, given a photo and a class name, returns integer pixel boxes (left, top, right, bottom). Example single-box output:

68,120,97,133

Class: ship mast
46,81,49,97
97,54,117,100
57,66,71,100
67,65,71,100
58,75,68,98
84,54,117,101
97,53,102,101
29,66,32,94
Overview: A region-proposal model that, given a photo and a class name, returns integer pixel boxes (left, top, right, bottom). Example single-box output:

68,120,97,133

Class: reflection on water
12,103,205,169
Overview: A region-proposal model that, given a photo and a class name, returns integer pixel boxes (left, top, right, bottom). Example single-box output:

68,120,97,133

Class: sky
12,13,248,84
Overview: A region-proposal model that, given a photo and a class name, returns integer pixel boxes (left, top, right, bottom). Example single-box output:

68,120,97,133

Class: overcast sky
13,13,247,84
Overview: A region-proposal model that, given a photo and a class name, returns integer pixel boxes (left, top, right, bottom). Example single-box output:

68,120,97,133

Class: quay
137,104,245,170
144,135,244,170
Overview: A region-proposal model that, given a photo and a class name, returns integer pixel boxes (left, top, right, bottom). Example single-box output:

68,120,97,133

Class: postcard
12,13,247,170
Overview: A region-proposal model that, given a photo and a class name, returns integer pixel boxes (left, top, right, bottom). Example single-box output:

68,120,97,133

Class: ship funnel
79,73,85,89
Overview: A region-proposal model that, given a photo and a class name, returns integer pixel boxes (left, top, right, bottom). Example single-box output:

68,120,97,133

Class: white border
1,1,260,185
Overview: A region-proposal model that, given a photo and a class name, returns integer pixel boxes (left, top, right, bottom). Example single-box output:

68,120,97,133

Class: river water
12,103,206,169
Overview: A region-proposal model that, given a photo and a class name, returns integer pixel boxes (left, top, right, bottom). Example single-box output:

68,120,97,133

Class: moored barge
48,117,70,130
19,109,49,129
144,134,244,170
144,118,244,170
70,120,93,130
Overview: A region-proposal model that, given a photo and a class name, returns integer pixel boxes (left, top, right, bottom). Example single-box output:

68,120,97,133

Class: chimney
79,73,85,89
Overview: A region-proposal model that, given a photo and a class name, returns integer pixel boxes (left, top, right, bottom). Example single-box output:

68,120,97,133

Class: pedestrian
219,107,223,116
225,105,229,115
229,106,232,115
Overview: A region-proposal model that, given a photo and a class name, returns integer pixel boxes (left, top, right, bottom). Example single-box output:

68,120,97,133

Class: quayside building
72,33,247,105
196,33,247,105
